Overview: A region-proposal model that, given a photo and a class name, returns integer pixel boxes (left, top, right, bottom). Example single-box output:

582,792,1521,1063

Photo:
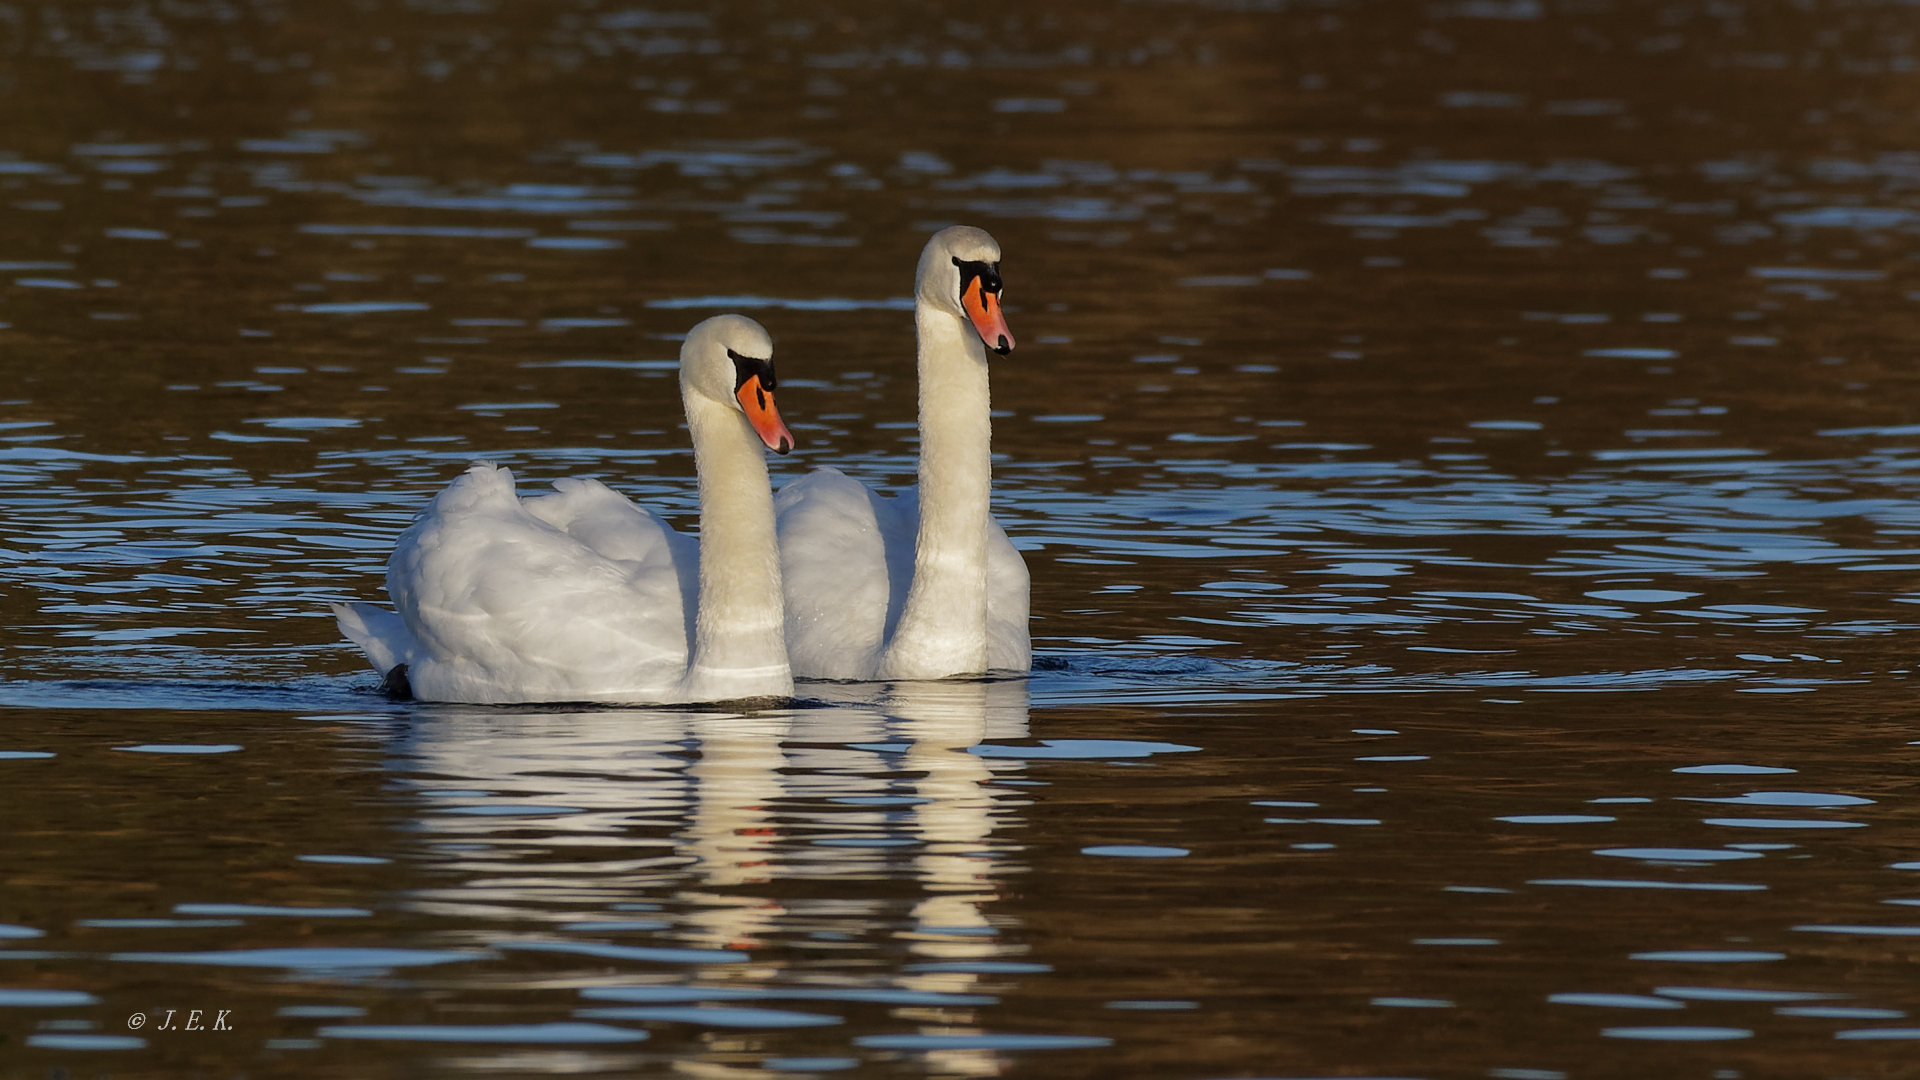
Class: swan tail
331,601,417,678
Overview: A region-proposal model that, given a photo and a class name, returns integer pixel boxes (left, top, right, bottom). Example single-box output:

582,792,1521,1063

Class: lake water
3,1,1920,1076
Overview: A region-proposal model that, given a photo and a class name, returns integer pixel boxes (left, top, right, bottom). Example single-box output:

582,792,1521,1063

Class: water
3,1,1920,1076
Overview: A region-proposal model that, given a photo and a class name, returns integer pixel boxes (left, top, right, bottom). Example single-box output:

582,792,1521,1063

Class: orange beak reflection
736,377,794,454
962,277,1015,355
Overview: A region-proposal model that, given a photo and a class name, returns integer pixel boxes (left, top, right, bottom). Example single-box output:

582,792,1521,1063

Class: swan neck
883,304,993,676
683,389,791,697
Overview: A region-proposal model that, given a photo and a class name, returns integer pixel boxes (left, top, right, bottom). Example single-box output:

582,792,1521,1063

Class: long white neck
681,390,792,701
880,305,992,679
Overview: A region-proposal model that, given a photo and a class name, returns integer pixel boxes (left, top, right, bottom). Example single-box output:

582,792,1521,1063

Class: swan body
333,314,796,705
775,226,1031,681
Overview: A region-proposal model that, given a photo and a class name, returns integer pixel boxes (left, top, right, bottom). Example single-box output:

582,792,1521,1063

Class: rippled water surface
5,1,1920,1077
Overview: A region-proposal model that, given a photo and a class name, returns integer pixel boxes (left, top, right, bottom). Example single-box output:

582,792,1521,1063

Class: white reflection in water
895,681,1027,967
389,680,1032,1013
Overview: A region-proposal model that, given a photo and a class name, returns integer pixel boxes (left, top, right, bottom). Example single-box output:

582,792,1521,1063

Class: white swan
332,314,797,705
774,225,1031,681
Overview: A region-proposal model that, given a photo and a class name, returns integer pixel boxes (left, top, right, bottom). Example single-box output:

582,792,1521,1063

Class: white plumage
774,226,1032,681
333,314,794,705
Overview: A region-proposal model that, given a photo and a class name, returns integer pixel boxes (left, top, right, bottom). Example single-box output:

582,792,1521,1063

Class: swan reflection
389,679,1034,1014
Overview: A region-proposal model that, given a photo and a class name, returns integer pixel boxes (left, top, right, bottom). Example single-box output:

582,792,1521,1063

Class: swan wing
386,463,693,702
985,515,1032,673
523,475,699,646
525,476,682,565
774,467,912,679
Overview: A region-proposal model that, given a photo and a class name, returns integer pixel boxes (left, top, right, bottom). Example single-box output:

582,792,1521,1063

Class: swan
774,225,1031,681
331,313,797,705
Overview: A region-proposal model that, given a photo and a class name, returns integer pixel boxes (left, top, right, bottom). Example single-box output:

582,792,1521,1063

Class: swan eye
726,347,777,393
951,258,1003,301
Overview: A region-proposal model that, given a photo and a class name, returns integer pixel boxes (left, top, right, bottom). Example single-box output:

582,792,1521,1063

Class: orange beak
735,376,794,454
962,277,1015,356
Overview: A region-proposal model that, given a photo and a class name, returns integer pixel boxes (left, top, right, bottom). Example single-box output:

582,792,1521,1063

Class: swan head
681,314,794,454
917,225,1015,356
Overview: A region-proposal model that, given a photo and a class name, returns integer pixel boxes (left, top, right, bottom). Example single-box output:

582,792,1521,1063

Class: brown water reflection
5,0,1920,1076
